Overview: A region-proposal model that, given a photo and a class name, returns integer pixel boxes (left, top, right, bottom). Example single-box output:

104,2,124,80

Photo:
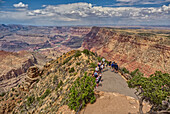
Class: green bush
60,87,63,91
165,35,170,38
27,96,35,106
67,74,96,111
68,62,72,66
90,63,97,68
36,79,39,83
41,89,51,99
58,80,63,88
53,75,58,84
121,67,129,74
63,57,72,65
37,97,40,101
130,68,140,77
0,92,6,97
105,60,109,64
128,71,170,113
12,88,15,91
75,50,82,57
10,93,13,97
90,51,95,56
97,57,102,62
76,62,81,65
86,60,89,64
74,72,78,76
56,80,63,91
82,49,90,55
69,67,75,73
17,100,22,103
16,94,19,97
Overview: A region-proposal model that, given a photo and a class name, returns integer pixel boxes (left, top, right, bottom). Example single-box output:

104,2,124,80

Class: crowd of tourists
92,58,119,88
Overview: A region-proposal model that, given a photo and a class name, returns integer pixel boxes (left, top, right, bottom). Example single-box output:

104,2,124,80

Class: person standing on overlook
95,66,99,72
98,61,101,68
114,62,118,73
111,61,115,72
101,64,104,73
109,61,111,69
102,58,105,67
96,73,102,88
102,58,105,63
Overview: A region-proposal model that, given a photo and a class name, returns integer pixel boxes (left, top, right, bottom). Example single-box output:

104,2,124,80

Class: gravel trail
97,68,137,99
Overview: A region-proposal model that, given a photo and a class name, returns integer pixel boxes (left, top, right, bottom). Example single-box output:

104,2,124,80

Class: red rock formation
82,27,170,76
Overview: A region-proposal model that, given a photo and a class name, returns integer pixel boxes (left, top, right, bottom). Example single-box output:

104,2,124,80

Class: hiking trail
97,68,137,99
78,68,150,114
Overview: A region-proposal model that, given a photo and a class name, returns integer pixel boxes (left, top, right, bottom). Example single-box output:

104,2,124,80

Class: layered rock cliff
0,51,48,92
0,24,90,53
0,51,35,80
82,27,170,76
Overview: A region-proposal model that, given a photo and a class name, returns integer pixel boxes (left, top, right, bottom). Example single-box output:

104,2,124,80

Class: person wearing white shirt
95,67,99,72
102,58,105,62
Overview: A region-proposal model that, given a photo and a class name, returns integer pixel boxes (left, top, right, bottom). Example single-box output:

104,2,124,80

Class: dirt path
97,68,137,99
80,91,150,114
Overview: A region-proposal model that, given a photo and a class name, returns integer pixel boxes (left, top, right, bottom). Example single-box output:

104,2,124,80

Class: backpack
94,72,98,76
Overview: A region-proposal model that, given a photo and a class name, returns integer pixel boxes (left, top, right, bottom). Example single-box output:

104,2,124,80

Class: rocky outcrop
0,51,48,92
24,66,40,89
82,27,170,76
0,58,34,81
0,51,35,82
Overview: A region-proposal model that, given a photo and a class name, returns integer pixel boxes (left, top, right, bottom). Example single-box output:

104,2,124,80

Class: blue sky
0,0,170,26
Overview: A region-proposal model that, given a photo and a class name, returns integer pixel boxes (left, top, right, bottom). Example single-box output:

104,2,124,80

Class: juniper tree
67,73,96,111
128,71,170,114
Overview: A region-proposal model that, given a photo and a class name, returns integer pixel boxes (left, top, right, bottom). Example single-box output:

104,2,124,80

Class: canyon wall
0,51,48,92
0,24,90,53
82,27,170,76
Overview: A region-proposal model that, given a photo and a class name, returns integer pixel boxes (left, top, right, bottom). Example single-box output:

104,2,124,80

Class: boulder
27,66,40,78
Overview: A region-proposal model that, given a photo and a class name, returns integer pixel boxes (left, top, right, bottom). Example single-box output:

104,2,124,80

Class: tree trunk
139,97,144,114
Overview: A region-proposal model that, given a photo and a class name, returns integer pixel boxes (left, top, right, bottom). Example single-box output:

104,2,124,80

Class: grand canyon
1,25,169,83
0,24,169,113
0,0,170,113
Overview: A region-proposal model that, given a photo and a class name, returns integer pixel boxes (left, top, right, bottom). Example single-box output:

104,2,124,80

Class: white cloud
116,0,170,6
13,2,28,8
42,5,47,7
0,2,170,26
28,3,170,19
